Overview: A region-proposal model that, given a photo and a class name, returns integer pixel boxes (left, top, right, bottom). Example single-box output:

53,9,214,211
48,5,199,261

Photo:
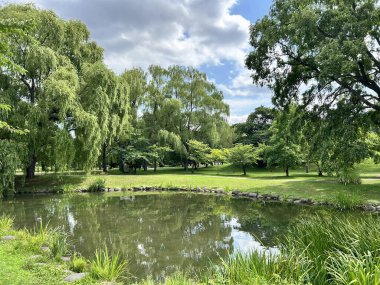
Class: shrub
337,168,361,185
70,253,88,273
90,246,127,281
88,178,106,192
0,215,13,235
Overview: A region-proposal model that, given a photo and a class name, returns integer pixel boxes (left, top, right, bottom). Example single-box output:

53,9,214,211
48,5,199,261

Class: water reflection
0,193,336,280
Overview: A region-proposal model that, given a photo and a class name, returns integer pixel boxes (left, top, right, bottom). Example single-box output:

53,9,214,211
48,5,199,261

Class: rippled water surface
0,193,349,281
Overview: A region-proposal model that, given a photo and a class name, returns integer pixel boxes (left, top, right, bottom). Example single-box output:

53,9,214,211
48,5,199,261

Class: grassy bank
2,213,380,285
15,160,380,203
0,216,127,285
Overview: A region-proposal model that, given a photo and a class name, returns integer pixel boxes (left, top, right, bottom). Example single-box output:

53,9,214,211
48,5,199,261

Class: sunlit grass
90,245,127,281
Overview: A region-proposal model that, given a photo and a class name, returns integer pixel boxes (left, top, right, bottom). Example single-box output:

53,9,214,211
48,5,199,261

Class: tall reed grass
90,246,127,281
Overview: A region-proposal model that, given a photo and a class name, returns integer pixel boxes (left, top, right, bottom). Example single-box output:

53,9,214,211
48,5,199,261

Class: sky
4,0,273,123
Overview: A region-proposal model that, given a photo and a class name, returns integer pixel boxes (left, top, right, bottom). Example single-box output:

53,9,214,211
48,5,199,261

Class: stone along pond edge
15,185,380,213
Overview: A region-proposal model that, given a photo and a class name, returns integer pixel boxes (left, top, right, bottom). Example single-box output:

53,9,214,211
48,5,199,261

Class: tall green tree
234,106,275,146
139,65,230,171
228,144,258,176
187,139,211,171
263,107,301,177
122,68,146,127
0,4,104,177
246,0,380,117
79,62,129,173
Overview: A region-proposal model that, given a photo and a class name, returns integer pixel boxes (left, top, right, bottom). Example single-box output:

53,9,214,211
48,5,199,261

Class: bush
0,215,13,235
70,253,88,273
88,178,106,192
337,169,361,185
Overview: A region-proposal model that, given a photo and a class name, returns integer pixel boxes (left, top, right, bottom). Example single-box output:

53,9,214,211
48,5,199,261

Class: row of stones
22,185,380,212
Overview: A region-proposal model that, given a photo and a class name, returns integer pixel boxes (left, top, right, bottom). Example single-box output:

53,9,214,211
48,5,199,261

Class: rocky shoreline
16,185,380,213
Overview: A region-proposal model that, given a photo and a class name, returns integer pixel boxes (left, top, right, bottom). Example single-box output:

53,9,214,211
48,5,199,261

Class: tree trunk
154,159,157,172
118,160,124,173
243,165,246,176
26,153,36,179
305,163,309,174
285,166,289,177
316,163,323,176
143,161,148,172
102,143,107,173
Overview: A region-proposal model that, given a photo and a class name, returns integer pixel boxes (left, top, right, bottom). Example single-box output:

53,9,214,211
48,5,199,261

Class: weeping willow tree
0,4,106,178
142,65,231,170
79,62,129,172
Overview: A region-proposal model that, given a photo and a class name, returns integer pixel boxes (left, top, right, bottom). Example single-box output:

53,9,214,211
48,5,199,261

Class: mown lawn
15,160,380,203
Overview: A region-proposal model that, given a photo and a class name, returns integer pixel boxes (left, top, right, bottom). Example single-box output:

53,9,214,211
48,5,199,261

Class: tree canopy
246,0,380,116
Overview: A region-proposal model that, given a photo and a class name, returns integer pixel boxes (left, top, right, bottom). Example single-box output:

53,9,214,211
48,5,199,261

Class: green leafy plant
90,246,127,281
88,178,106,192
0,215,13,235
70,253,88,273
337,169,362,185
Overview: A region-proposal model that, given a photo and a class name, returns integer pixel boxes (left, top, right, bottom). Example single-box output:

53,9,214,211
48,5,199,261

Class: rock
2,235,16,241
61,256,71,262
231,190,241,195
29,255,43,260
248,193,258,198
376,206,380,211
64,272,87,282
270,195,280,200
293,200,302,204
300,198,312,204
365,205,376,211
41,246,50,252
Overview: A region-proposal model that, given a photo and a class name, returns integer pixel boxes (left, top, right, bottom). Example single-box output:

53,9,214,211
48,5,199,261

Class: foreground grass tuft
90,246,127,281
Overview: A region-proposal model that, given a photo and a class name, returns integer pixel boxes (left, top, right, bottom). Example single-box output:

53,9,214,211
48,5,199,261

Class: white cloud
4,0,273,119
8,0,250,73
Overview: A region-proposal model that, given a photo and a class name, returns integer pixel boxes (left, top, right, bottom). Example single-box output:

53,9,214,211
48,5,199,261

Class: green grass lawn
15,160,380,203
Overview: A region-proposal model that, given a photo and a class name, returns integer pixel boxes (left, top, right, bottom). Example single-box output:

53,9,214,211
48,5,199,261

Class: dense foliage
1,0,380,197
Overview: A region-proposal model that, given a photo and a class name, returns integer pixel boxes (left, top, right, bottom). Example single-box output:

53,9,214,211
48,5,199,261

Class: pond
0,192,359,281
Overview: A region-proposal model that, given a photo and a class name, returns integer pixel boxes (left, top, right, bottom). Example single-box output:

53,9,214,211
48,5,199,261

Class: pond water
0,193,357,281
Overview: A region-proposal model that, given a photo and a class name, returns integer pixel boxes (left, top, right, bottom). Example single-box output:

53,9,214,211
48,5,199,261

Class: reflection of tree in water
0,194,350,281
227,198,347,246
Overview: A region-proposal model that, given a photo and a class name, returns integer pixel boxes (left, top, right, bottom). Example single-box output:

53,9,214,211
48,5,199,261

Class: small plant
90,246,127,281
0,215,14,234
50,228,69,258
70,253,88,273
337,168,361,185
88,178,106,192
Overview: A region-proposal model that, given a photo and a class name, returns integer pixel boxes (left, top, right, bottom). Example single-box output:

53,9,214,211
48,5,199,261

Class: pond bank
15,184,380,213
